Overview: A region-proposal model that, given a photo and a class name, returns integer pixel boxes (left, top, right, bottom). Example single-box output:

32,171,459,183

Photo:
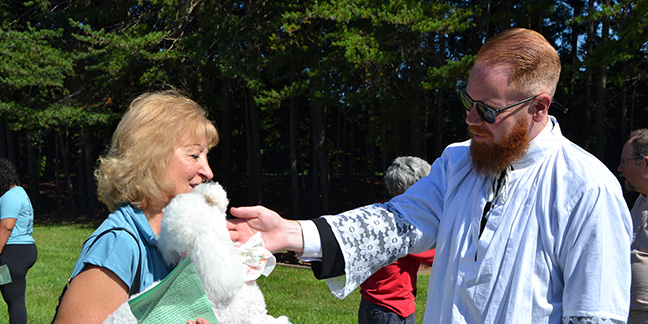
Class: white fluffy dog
104,182,289,324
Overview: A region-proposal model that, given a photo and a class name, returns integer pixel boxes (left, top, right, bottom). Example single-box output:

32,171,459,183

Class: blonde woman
53,91,218,324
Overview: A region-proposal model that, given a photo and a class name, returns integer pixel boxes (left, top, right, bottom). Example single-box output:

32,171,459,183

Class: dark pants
629,310,648,324
0,244,38,324
358,297,415,324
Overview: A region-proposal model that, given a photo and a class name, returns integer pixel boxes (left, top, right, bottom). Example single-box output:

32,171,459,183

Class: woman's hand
187,319,210,324
227,206,304,253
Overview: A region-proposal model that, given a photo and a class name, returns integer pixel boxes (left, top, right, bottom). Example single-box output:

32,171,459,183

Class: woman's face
167,137,213,198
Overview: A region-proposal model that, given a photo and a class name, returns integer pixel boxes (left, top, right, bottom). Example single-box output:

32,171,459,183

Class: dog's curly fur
104,182,288,324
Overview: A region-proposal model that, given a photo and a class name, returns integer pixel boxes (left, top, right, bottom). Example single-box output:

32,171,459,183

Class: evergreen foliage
0,0,646,217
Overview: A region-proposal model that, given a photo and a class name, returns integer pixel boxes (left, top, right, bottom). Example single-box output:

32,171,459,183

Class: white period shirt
300,117,632,323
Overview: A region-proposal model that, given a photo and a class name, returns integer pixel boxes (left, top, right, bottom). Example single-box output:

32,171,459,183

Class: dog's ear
196,182,230,215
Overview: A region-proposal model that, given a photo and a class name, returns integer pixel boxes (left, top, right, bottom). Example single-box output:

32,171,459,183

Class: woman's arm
0,218,16,255
0,188,20,255
53,265,129,324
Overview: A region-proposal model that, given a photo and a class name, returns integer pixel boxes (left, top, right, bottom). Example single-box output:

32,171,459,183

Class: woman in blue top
52,90,219,323
0,158,37,324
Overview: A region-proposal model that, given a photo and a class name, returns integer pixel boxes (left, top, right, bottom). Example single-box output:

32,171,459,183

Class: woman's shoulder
0,186,31,217
99,205,142,231
1,186,28,201
84,206,142,249
79,207,143,267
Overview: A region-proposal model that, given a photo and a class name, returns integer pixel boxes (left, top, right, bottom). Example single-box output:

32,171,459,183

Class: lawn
0,224,430,323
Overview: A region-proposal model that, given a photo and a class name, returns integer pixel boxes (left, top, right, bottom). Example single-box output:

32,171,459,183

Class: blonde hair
95,90,219,211
475,28,561,97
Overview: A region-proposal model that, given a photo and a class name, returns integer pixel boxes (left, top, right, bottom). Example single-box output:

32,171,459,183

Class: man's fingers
229,206,259,219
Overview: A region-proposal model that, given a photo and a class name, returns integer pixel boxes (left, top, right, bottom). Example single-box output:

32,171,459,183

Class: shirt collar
128,205,160,245
511,116,562,170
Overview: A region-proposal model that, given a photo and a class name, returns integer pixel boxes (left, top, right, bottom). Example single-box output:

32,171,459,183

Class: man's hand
227,206,304,253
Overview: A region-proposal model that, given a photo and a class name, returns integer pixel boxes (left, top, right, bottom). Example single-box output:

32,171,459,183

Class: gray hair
630,129,648,160
384,156,431,197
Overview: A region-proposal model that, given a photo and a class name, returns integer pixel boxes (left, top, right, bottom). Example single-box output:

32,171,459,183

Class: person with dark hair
618,129,648,324
0,158,37,324
53,91,218,324
358,156,435,324
228,28,632,323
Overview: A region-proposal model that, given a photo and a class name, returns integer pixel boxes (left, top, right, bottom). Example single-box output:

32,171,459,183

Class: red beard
469,119,530,176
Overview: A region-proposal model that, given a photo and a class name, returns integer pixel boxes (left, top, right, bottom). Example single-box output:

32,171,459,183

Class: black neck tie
475,167,510,261
479,170,508,238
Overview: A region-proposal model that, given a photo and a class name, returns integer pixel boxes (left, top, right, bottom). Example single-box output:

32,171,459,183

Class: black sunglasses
456,84,538,123
455,84,569,123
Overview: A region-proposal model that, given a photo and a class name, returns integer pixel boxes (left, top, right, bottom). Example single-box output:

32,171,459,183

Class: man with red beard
228,28,632,323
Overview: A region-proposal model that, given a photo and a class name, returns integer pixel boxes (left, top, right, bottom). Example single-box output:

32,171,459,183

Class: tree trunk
367,103,376,203
55,131,62,212
617,60,629,159
42,132,56,181
569,3,582,144
381,120,389,200
59,127,76,211
245,88,263,205
0,114,16,160
219,78,233,190
78,134,87,211
434,34,448,158
618,8,629,141
595,0,609,159
25,132,39,210
583,0,595,150
409,98,423,158
435,90,445,157
344,107,356,189
77,126,96,212
289,88,300,219
311,101,329,215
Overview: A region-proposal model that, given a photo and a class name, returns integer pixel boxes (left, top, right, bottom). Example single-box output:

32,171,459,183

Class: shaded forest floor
31,175,388,226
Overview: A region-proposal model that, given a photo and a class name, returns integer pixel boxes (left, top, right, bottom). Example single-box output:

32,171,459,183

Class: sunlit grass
0,223,95,323
259,265,429,324
0,224,430,323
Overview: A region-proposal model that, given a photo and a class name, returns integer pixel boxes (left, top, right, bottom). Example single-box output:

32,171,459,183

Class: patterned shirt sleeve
563,316,625,324
321,203,424,299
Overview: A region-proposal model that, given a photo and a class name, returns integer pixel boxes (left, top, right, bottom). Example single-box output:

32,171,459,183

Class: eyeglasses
620,157,643,166
456,84,538,123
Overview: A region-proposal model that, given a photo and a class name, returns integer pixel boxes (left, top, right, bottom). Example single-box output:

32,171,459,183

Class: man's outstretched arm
227,206,304,253
227,206,346,279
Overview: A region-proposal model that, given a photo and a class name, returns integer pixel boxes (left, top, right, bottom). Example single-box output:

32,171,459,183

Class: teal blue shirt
70,204,171,293
0,186,35,245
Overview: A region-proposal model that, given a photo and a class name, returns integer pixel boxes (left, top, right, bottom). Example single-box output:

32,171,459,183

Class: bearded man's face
469,118,531,176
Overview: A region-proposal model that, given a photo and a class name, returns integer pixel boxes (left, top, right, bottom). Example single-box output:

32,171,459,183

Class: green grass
0,224,430,323
0,223,96,323
259,266,430,323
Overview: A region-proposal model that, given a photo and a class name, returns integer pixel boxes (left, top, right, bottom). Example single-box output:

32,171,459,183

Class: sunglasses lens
476,104,496,123
457,87,496,123
458,91,472,111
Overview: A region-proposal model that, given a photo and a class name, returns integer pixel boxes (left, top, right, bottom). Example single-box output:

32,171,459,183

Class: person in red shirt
359,156,436,324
